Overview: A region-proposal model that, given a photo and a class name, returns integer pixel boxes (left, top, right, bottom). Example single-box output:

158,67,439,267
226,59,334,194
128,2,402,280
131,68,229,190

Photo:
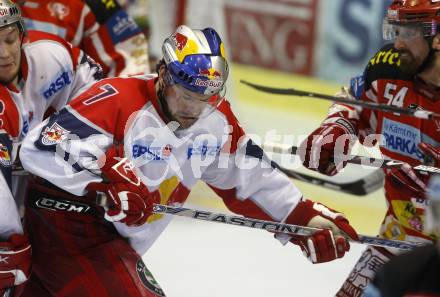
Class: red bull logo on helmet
0,143,12,166
194,78,222,89
172,32,188,51
171,32,199,63
199,68,222,80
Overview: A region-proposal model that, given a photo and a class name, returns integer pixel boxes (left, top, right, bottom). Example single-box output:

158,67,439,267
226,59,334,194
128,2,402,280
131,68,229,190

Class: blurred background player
299,0,440,296
363,174,440,297
0,89,31,297
0,1,102,295
14,0,150,76
19,25,358,296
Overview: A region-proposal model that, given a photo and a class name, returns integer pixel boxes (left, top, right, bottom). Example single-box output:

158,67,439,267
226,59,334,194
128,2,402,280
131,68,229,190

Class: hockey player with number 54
299,1,440,296
20,25,359,296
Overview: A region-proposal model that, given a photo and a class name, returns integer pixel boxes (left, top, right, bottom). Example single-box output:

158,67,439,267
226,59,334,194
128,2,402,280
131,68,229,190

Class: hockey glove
389,142,440,196
0,234,31,296
87,145,159,226
299,119,356,176
283,199,359,264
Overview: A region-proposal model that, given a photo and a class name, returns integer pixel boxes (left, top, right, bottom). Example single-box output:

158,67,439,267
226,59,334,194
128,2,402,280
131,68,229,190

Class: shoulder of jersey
67,77,151,137
216,99,239,125
82,0,121,24
25,30,72,48
74,77,150,108
365,43,412,82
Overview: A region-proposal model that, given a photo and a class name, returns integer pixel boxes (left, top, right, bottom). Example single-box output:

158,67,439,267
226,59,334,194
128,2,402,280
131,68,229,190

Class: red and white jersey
0,31,100,239
20,0,150,77
0,87,24,239
14,30,101,142
325,44,440,245
0,173,22,238
20,76,303,254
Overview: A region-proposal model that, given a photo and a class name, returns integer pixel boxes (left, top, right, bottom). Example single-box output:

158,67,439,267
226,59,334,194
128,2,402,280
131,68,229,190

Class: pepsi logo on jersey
132,144,172,161
187,144,221,159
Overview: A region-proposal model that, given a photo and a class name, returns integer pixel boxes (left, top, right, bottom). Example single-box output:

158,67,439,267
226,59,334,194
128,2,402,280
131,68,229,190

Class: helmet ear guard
161,25,229,96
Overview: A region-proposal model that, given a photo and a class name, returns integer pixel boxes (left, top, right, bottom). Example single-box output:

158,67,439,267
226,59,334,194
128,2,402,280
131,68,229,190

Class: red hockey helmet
384,0,440,40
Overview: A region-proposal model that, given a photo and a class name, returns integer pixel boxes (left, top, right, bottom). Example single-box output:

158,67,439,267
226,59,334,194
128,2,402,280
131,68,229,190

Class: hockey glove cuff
283,199,359,264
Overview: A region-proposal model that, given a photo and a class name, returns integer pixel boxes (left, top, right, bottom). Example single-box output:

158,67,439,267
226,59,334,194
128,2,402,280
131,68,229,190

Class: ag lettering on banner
225,0,318,75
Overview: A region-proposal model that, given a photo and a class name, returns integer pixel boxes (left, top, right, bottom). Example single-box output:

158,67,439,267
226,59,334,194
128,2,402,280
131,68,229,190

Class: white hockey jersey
12,30,102,142
20,76,303,254
0,30,101,238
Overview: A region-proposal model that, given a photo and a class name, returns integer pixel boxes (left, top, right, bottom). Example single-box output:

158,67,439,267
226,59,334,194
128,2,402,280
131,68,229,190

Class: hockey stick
95,192,422,250
241,80,440,121
94,194,423,251
263,142,440,174
11,149,382,195
150,204,423,251
276,165,384,196
12,164,26,176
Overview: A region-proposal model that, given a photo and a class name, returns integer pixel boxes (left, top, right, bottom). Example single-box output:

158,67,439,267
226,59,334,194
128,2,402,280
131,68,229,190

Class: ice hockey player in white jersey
0,1,102,295
20,25,359,296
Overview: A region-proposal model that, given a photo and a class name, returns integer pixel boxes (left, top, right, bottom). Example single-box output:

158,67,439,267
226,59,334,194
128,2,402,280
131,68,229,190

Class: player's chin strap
95,195,426,251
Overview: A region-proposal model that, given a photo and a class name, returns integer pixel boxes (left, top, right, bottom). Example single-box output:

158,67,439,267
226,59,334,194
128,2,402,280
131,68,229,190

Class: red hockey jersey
20,0,150,76
0,30,101,239
326,44,440,245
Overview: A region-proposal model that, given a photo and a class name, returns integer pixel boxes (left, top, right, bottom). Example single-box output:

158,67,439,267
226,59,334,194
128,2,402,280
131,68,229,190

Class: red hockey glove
283,199,359,264
299,119,356,176
389,142,440,196
0,234,31,296
419,142,440,168
87,145,160,226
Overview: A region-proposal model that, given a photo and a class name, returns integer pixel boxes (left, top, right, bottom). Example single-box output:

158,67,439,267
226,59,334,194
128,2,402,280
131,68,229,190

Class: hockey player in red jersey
299,1,440,296
14,0,150,77
363,175,440,297
0,90,31,297
19,25,359,296
0,1,103,295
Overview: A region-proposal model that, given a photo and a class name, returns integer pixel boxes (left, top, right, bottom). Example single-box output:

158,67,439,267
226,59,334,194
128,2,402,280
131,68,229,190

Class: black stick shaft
241,80,439,120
